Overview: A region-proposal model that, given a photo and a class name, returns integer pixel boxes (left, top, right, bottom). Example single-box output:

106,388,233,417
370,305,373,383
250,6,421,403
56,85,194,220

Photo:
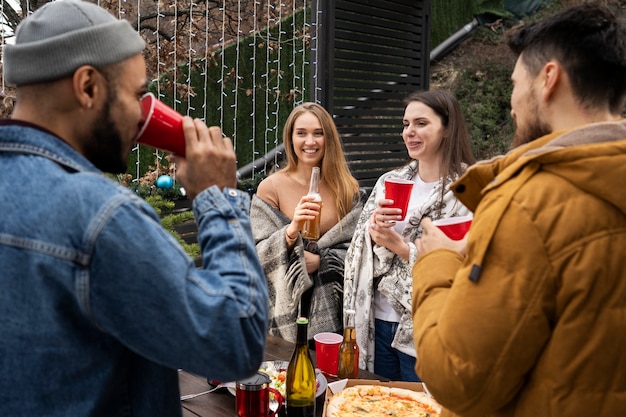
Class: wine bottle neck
296,322,308,346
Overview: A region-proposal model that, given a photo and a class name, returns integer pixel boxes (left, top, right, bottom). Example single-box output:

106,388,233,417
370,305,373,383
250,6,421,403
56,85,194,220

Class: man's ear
541,61,561,103
73,65,102,110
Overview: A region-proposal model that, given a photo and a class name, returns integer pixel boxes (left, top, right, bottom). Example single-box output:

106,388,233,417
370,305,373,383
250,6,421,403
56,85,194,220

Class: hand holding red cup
136,92,185,156
431,215,473,240
384,178,414,220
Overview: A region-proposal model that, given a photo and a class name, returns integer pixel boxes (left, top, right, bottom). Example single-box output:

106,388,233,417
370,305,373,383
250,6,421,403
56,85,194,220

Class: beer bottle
337,309,359,379
301,166,322,240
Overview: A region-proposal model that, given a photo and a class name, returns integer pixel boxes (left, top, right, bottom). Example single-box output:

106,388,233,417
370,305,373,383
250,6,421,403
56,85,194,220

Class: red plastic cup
432,215,473,240
313,332,342,377
136,92,185,156
384,178,414,220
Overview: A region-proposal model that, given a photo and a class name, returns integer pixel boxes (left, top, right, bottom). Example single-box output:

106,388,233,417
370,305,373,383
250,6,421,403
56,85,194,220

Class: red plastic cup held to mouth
136,92,185,156
432,215,473,240
384,178,414,220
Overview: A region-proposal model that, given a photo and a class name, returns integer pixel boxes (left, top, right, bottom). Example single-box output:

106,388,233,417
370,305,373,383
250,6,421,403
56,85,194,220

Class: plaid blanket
344,161,471,371
251,192,365,342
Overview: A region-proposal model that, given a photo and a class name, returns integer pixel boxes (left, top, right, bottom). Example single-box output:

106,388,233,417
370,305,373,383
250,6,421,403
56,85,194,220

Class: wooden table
179,334,386,417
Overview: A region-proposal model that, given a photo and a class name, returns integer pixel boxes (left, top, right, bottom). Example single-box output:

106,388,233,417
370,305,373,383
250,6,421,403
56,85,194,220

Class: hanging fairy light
171,1,179,113
311,0,321,103
187,0,196,117
249,0,259,179
202,0,210,122
1,0,4,95
273,2,283,149
301,0,308,104
231,0,243,152
219,0,227,126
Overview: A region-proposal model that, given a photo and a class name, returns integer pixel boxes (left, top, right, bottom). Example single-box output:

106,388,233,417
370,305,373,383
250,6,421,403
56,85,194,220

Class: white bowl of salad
228,360,327,400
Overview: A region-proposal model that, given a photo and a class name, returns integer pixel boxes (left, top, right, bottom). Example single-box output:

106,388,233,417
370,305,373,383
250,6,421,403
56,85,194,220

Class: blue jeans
374,319,421,382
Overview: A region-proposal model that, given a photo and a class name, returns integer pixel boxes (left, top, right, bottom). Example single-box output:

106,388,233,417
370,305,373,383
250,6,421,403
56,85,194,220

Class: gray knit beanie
3,0,146,85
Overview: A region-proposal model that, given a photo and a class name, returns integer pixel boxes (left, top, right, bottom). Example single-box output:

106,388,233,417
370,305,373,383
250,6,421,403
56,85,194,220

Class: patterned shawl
251,192,365,342
343,161,470,371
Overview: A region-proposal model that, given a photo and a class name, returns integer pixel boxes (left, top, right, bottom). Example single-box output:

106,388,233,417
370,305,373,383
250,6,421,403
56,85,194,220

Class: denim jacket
0,121,269,417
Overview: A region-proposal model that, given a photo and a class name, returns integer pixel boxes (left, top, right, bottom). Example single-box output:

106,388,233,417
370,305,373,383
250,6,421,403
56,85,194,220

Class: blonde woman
251,102,365,343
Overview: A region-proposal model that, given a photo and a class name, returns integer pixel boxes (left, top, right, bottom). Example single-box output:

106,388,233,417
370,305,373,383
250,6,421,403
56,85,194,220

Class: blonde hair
282,102,360,220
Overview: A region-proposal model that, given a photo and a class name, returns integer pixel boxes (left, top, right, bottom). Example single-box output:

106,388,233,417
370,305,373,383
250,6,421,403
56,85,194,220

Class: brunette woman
344,90,475,380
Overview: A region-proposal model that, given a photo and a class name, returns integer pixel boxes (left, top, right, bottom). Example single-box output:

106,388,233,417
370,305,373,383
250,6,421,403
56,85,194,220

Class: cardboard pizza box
322,378,428,417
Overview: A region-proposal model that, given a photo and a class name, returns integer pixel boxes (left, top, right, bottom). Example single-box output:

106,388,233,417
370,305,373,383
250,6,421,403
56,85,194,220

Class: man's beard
511,93,551,149
83,95,129,173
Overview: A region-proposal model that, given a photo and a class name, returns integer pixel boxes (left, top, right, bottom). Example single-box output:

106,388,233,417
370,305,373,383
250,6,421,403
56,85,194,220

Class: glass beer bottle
337,309,359,379
300,166,322,240
286,317,316,417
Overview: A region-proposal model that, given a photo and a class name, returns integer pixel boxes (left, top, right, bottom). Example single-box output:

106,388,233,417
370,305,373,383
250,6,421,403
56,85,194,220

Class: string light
273,2,283,150
187,0,196,117
312,0,321,103
172,1,178,112
232,0,243,152
219,1,226,126
250,1,259,179
301,0,308,103
0,0,4,95
0,1,310,184
264,1,273,169
202,0,210,121
292,0,297,106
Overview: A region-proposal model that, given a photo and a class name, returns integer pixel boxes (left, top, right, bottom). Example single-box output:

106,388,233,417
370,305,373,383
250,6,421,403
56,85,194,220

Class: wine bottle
337,309,359,378
286,317,316,417
300,166,323,241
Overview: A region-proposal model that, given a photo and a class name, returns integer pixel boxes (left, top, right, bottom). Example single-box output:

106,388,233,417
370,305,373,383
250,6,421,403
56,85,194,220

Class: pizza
325,384,441,417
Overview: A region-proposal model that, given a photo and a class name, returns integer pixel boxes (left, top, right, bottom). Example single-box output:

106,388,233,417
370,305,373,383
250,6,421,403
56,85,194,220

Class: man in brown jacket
411,4,626,416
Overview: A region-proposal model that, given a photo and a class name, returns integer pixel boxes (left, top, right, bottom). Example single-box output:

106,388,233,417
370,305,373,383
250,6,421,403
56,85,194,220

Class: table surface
179,334,386,417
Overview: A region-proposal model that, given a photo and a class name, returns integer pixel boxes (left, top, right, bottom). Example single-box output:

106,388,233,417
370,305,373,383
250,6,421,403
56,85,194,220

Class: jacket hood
454,119,626,215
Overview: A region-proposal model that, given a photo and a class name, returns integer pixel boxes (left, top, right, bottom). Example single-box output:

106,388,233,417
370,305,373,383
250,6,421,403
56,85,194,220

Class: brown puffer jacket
412,120,626,417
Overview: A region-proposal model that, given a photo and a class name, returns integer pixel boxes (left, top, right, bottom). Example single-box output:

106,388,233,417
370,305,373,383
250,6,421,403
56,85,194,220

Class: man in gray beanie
0,1,269,416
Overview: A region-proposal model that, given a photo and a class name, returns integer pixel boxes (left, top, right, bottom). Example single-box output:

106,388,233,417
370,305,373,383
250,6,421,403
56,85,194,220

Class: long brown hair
282,102,360,220
404,90,475,211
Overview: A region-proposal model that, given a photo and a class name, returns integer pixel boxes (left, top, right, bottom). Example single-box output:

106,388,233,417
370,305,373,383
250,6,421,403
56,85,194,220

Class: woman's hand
304,251,320,274
285,195,321,244
369,198,410,260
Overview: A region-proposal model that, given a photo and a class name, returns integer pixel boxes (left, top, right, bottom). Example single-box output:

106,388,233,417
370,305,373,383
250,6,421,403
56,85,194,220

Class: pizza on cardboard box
323,379,441,417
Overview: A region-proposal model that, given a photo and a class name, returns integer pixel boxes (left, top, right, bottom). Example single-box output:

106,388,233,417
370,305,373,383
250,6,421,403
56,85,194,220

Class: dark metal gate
311,0,431,189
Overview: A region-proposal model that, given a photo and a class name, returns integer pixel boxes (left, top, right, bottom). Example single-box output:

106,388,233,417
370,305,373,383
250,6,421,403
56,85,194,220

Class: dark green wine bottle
286,317,316,417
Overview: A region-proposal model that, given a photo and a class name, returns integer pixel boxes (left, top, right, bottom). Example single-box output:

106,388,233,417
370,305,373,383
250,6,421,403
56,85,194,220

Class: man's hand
172,117,237,200
415,218,468,259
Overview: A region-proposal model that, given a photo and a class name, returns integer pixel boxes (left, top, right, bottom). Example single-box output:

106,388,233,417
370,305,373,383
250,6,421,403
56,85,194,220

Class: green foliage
454,59,515,159
128,180,184,200
145,195,200,259
144,194,175,216
237,175,267,197
430,0,512,48
127,8,309,180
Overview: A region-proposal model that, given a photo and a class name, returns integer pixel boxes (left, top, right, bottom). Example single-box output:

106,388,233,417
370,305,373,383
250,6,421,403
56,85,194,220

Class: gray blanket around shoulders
251,191,365,342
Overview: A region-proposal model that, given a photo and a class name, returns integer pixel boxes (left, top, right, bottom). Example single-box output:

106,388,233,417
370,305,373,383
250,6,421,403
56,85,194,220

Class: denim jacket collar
0,119,100,174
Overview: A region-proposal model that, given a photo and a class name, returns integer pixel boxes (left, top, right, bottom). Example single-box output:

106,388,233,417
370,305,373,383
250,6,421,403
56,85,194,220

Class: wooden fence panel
311,0,431,188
